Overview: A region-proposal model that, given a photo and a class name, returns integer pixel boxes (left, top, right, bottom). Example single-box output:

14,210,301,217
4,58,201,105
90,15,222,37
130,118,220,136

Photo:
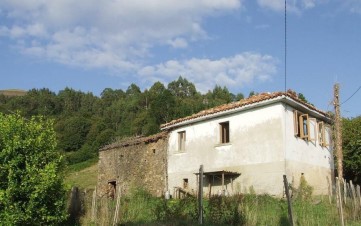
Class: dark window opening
220,121,230,144
107,180,116,199
178,131,186,151
183,178,189,189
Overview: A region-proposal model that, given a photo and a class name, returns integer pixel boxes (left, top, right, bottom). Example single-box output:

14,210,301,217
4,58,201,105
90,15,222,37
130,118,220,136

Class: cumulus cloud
257,0,318,13
0,0,241,70
138,52,278,93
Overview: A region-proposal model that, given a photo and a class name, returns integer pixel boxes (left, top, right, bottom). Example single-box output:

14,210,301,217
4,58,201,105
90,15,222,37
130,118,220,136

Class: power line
284,0,287,92
341,85,361,105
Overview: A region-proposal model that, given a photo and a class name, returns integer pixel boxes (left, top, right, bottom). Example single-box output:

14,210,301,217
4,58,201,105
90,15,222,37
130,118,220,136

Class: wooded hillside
0,77,244,165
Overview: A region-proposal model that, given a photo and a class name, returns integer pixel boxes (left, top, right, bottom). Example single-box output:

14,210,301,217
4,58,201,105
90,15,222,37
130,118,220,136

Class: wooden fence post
198,165,204,225
357,185,361,209
112,185,122,226
91,187,97,223
283,175,294,226
336,177,345,226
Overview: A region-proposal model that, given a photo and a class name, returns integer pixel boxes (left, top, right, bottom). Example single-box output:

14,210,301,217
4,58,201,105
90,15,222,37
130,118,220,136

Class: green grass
64,157,98,190
83,189,357,226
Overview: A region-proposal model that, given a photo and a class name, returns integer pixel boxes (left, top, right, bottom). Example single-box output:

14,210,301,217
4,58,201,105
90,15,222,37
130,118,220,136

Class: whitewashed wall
167,101,334,197
167,103,286,196
284,105,334,195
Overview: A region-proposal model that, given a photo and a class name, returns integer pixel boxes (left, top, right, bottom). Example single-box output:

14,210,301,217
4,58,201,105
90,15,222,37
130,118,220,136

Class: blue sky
0,0,360,117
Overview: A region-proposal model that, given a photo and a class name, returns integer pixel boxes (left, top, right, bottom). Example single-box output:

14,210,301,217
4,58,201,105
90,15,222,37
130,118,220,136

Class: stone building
97,90,334,197
97,132,168,197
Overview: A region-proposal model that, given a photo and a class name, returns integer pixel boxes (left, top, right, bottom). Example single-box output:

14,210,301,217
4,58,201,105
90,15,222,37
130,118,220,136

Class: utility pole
334,83,343,181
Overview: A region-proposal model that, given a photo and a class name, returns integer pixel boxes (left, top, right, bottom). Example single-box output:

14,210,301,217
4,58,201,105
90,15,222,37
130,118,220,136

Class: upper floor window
294,110,311,140
318,121,331,147
219,121,230,144
178,131,186,152
294,110,331,147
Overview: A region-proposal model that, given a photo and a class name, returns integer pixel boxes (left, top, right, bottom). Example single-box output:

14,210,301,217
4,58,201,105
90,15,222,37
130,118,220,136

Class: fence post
283,175,294,226
336,177,345,226
91,187,97,223
112,184,122,226
198,165,204,225
357,185,361,209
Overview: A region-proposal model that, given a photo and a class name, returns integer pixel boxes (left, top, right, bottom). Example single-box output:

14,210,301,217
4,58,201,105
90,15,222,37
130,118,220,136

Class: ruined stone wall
97,133,168,197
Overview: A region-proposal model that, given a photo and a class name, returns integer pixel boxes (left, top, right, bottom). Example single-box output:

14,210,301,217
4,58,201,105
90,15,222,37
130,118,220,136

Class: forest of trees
0,76,360,183
0,77,246,166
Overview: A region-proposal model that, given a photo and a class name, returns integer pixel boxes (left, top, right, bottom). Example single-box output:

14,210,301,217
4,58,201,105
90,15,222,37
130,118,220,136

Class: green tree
168,76,197,98
0,113,67,225
55,115,91,151
342,116,361,183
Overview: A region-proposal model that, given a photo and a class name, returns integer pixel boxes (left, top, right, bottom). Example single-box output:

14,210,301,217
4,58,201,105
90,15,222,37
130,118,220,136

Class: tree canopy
0,78,245,165
0,113,67,225
342,116,361,183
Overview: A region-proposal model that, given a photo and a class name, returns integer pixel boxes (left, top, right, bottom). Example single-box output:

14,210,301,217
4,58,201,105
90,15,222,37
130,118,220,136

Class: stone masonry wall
97,132,168,197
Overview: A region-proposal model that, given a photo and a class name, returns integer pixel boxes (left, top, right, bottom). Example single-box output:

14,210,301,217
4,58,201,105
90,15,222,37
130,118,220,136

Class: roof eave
161,95,332,131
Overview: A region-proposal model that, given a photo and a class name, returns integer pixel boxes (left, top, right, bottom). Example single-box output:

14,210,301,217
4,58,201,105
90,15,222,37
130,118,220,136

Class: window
219,121,230,144
318,122,331,147
178,131,186,152
183,178,188,189
294,110,331,146
294,110,310,140
318,122,325,146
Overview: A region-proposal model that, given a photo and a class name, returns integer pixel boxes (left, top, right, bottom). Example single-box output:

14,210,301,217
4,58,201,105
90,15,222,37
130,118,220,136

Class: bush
206,195,245,225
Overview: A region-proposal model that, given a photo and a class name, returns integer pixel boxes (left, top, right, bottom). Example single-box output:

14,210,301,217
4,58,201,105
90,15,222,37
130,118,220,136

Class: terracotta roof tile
161,90,329,129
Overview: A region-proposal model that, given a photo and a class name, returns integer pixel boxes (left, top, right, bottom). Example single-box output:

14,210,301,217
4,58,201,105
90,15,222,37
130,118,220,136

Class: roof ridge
160,90,328,129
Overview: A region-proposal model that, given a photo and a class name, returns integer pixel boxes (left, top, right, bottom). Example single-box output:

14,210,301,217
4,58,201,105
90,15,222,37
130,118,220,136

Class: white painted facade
164,96,334,197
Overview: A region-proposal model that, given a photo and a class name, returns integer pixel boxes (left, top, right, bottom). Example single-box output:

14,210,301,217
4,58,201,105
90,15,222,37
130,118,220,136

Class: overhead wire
284,0,287,92
341,85,361,105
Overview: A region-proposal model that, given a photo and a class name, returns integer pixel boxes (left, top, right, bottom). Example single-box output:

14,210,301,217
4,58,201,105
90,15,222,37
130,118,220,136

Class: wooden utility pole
334,83,343,181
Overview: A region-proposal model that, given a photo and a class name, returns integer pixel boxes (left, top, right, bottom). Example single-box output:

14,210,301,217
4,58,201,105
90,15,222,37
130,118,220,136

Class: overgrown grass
65,156,98,173
64,158,98,190
77,188,358,226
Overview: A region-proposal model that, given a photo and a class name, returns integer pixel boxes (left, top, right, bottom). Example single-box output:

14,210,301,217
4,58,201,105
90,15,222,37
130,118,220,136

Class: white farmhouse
161,90,333,197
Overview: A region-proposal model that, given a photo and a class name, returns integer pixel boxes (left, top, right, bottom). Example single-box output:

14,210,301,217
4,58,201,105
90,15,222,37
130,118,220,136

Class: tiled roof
100,131,168,151
161,90,329,129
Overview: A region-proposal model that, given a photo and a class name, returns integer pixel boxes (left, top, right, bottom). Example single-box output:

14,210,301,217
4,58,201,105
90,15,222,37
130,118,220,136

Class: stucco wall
97,134,168,197
167,103,286,196
284,105,334,195
167,102,334,197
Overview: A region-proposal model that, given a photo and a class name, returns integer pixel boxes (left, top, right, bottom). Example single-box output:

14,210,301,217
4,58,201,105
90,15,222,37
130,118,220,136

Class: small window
183,178,188,189
178,131,186,152
309,117,317,142
220,121,230,144
318,121,325,146
324,126,332,147
293,110,309,140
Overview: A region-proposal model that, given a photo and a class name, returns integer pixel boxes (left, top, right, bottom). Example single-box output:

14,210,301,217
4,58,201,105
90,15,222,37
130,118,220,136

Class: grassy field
64,158,98,190
64,161,361,225
0,89,27,96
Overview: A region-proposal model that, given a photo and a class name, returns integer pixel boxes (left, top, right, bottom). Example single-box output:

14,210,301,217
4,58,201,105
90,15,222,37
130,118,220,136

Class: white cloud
138,52,278,93
0,0,241,70
344,0,361,14
257,0,318,13
167,38,188,49
302,0,316,9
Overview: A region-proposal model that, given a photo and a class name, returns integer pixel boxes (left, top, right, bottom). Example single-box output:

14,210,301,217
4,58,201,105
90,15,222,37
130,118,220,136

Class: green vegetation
0,77,244,169
64,160,98,190
0,113,67,225
1,78,360,191
342,116,361,184
78,187,359,226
